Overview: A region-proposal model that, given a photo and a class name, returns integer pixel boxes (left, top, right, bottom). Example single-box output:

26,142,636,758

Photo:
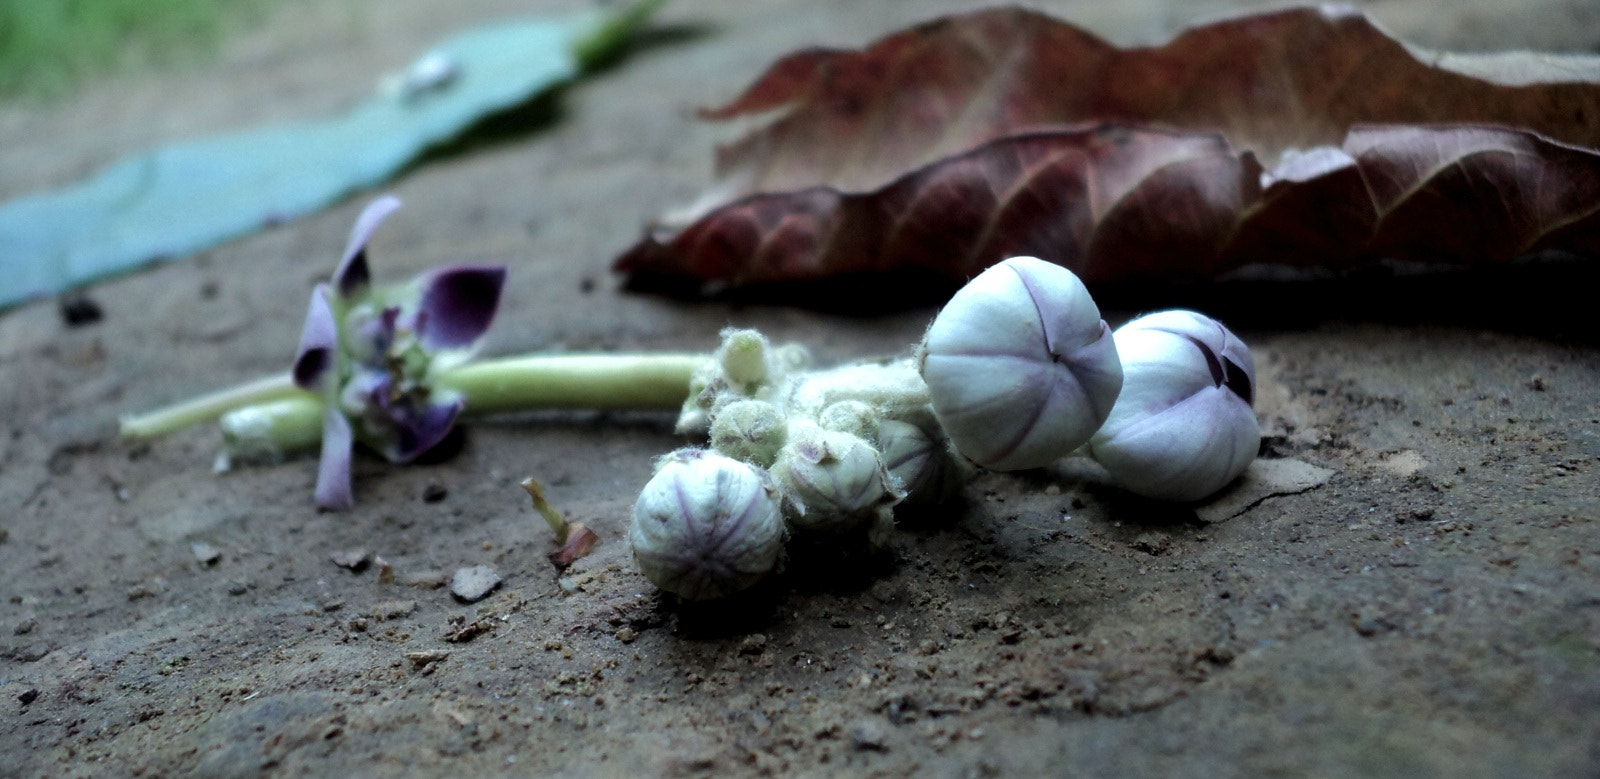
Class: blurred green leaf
0,1,658,311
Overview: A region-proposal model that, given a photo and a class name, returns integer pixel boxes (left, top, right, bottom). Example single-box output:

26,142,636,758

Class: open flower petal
314,404,356,510
332,195,402,300
292,285,339,391
415,264,507,350
388,397,464,463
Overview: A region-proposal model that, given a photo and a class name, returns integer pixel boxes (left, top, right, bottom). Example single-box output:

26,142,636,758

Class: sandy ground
2,0,1598,776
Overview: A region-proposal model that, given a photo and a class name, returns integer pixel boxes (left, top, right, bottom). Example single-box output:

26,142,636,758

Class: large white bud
629,449,786,600
1089,310,1260,502
919,257,1122,470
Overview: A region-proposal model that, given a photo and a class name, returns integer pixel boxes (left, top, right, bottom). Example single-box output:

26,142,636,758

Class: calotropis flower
1088,310,1259,502
292,196,506,509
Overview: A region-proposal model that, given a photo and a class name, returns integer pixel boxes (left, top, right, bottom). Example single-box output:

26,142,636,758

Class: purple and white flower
292,196,505,509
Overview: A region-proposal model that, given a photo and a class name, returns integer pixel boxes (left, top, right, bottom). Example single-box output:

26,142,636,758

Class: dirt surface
3,1,1599,776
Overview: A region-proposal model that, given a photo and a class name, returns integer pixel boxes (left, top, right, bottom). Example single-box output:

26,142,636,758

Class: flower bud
769,423,902,532
709,399,788,468
1089,310,1260,502
919,256,1122,471
629,449,786,600
817,400,881,446
675,329,812,434
876,418,968,507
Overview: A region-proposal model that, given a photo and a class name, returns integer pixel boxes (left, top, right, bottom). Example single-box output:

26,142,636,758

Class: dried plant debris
618,6,1600,293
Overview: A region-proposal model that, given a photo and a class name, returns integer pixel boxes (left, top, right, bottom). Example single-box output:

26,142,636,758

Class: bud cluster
631,258,1263,600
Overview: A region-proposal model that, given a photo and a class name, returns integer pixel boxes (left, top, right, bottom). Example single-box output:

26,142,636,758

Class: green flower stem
126,352,706,455
435,352,704,414
119,373,310,440
219,395,327,462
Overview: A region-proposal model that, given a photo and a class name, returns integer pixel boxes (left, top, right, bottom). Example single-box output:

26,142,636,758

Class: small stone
330,549,371,572
17,688,38,706
849,718,888,751
615,627,637,644
405,650,449,669
421,483,449,503
226,581,250,596
59,292,103,327
402,570,449,589
738,634,768,655
369,600,418,620
191,542,221,566
450,565,501,603
13,618,37,636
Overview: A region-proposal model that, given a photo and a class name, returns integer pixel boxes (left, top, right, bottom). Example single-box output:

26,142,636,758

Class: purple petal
415,265,506,350
314,405,356,510
332,196,402,299
390,398,464,463
292,285,338,390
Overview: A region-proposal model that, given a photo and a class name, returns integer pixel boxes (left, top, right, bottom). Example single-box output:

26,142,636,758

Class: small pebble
14,618,37,636
17,689,39,706
226,582,250,596
191,542,221,566
330,549,371,572
615,627,637,644
59,292,103,327
849,718,888,751
368,600,418,620
402,570,449,590
421,483,448,503
738,634,768,655
405,650,449,669
450,565,501,603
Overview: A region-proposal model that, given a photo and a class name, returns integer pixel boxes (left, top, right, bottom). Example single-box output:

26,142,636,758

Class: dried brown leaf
619,124,1600,286
617,6,1600,290
698,5,1600,206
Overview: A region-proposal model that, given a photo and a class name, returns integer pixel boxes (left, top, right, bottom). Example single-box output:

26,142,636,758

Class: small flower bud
876,418,967,506
919,257,1123,471
1089,310,1260,502
675,329,812,434
710,399,788,468
769,423,902,532
630,449,786,600
718,328,772,389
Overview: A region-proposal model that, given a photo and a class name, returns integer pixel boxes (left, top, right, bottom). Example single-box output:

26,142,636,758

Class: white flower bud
919,256,1123,471
718,328,772,389
876,418,967,506
629,449,786,600
1089,310,1260,502
769,423,902,532
709,399,788,468
675,329,812,434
